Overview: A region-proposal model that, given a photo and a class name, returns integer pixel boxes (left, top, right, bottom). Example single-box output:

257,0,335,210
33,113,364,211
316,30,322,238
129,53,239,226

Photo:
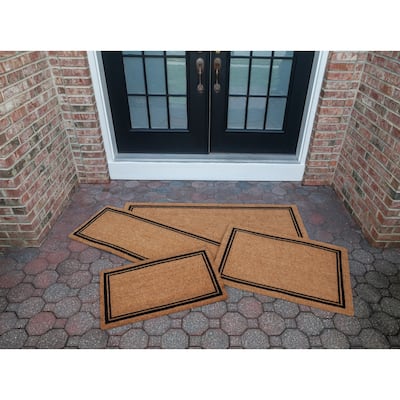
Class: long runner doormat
215,226,354,315
124,202,309,242
100,250,226,329
69,206,219,262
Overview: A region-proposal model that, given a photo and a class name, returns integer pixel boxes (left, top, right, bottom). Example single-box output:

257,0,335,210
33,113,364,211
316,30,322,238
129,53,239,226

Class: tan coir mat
215,226,354,315
100,250,227,329
69,206,219,262
124,202,309,242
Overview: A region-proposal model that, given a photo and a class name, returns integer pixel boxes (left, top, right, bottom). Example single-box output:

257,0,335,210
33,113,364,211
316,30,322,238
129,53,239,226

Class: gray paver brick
201,329,229,349
259,312,286,336
274,300,300,318
143,316,171,335
359,328,390,349
43,283,71,302
0,312,17,335
355,284,382,304
297,312,324,336
389,283,400,300
161,329,188,349
380,297,400,318
281,329,310,349
352,249,375,264
6,283,35,303
365,271,390,289
57,259,81,275
333,314,362,336
37,329,68,349
374,260,398,276
78,283,99,303
17,297,45,318
79,329,109,348
54,297,81,318
67,271,92,288
320,329,350,349
221,312,248,335
241,329,270,349
201,301,227,318
0,329,27,348
353,297,372,318
120,329,148,349
182,312,209,335
370,312,399,336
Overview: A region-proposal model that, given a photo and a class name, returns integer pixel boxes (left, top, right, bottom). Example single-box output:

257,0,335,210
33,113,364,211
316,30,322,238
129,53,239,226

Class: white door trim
87,51,328,181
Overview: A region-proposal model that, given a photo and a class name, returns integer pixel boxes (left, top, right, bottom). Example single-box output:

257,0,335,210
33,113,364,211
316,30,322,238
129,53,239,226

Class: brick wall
49,52,109,183
0,51,109,252
303,52,367,185
332,52,400,247
0,51,78,249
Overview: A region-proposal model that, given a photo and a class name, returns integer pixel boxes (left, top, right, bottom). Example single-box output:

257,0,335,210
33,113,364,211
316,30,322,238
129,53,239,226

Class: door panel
102,51,314,155
102,51,209,153
210,51,315,154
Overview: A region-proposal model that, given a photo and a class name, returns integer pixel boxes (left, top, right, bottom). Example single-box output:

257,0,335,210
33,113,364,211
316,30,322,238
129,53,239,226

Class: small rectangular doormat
100,250,226,329
69,206,220,262
124,202,309,242
215,226,354,315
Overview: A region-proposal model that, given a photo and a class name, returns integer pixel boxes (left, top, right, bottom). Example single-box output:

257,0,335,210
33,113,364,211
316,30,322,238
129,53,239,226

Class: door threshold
108,156,305,181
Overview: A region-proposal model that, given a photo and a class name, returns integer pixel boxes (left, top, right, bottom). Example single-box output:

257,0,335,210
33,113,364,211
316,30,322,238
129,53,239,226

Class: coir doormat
214,226,354,315
100,250,226,329
124,202,309,242
69,206,220,262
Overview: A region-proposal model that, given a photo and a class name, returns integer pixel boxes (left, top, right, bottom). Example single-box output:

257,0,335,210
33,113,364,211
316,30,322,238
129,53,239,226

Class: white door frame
87,51,328,181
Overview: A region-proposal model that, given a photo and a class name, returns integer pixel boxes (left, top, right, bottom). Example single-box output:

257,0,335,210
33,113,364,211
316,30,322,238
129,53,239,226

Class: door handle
196,57,205,94
213,57,222,93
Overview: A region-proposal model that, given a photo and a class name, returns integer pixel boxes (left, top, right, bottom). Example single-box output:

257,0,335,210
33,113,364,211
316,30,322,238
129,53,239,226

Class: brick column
303,51,367,185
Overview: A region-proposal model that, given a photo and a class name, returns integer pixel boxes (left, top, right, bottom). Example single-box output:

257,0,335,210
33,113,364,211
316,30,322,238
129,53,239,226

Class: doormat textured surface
124,202,309,241
69,206,219,262
215,226,354,315
100,250,226,329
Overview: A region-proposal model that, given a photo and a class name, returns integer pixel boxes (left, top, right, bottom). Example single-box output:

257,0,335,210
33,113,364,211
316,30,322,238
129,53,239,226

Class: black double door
102,51,314,154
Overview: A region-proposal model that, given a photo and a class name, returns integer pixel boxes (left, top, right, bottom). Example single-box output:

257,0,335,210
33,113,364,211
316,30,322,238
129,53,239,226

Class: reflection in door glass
227,51,293,131
122,52,188,130
229,58,250,95
266,98,287,130
128,96,148,129
149,96,168,128
270,59,292,96
227,97,246,129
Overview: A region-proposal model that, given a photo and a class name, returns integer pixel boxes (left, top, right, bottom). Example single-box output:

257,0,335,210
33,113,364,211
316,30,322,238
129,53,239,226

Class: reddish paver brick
68,240,88,252
26,312,56,335
33,270,58,288
238,297,263,318
0,271,25,288
47,249,71,265
65,311,95,335
24,258,49,275
79,248,101,264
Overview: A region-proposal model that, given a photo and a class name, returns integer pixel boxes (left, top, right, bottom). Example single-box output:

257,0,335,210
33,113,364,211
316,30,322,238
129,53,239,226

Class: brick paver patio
1,181,399,348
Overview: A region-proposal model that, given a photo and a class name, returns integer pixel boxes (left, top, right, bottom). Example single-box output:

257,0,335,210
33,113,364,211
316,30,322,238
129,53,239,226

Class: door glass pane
169,97,187,129
274,51,293,57
249,58,270,95
253,51,272,57
144,51,164,55
149,96,168,128
227,97,246,129
128,96,148,129
123,57,145,94
229,58,250,95
145,58,166,95
166,51,185,56
123,51,142,55
270,59,292,96
266,98,287,130
167,58,186,95
247,97,266,129
231,51,250,56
